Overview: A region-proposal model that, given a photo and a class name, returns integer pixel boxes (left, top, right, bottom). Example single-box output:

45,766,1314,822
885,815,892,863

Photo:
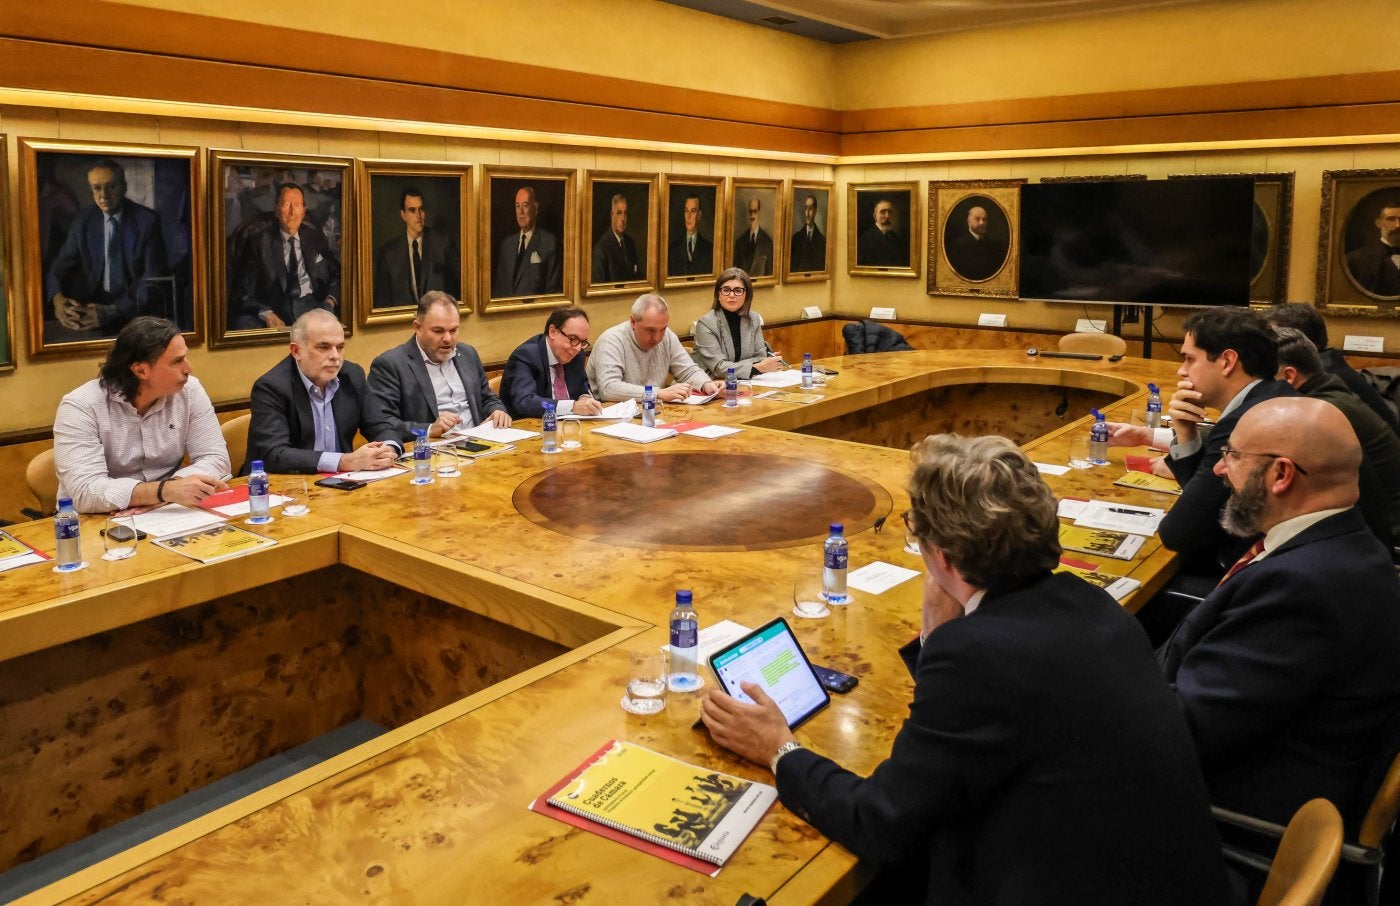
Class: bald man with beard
1159,398,1400,853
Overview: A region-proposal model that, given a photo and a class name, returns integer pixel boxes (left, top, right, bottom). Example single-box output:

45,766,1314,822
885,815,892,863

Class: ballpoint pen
1107,506,1153,516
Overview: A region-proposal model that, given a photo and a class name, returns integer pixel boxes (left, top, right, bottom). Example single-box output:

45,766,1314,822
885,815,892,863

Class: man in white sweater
587,293,721,402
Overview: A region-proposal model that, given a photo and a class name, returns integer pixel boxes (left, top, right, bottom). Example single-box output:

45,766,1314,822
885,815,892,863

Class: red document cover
196,485,249,512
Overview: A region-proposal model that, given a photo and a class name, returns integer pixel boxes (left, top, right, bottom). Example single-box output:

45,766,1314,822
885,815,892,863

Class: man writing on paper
704,434,1229,905
368,291,511,441
54,316,229,513
587,294,720,403
247,309,401,474
500,305,604,419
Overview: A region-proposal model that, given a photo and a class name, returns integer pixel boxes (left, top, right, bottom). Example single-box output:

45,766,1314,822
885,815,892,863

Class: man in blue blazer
46,157,170,337
1160,397,1400,840
704,434,1230,905
246,310,400,474
500,305,604,419
368,291,510,442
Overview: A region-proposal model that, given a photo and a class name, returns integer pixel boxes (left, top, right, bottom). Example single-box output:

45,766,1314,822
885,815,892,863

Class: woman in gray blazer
691,267,785,379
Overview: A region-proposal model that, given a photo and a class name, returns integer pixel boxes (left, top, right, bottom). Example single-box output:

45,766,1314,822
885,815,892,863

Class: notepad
592,423,677,444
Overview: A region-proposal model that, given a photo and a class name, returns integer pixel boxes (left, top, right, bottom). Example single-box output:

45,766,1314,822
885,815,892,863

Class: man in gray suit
493,186,561,298
368,291,512,442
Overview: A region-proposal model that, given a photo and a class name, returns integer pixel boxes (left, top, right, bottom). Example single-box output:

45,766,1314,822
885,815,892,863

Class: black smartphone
811,664,858,694
314,477,366,491
452,440,492,453
100,525,148,542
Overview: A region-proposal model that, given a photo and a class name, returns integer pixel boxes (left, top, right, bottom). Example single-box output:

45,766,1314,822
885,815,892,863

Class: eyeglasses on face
1219,446,1309,476
553,328,590,350
718,285,747,297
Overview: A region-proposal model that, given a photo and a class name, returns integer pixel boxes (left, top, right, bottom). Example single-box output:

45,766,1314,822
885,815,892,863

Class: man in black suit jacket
367,291,511,442
373,188,461,308
1160,397,1400,841
500,305,604,419
46,157,170,336
789,193,826,273
666,191,713,277
493,186,561,298
1345,199,1400,297
231,184,340,330
732,196,774,277
591,194,641,284
247,310,400,474
1267,301,1400,436
1109,307,1296,575
704,434,1229,905
944,204,1007,281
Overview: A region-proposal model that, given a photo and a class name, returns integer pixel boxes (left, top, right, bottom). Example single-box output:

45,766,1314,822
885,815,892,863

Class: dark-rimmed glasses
718,285,747,297
554,329,590,351
1219,446,1309,476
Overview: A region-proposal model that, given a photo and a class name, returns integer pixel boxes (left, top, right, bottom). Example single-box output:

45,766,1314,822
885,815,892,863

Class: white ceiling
661,0,1222,42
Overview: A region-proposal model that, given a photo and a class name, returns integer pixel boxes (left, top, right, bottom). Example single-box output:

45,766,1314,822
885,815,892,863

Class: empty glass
792,566,830,619
560,419,583,450
282,478,311,517
101,515,139,561
737,380,753,406
1067,436,1093,469
621,648,668,715
436,446,462,478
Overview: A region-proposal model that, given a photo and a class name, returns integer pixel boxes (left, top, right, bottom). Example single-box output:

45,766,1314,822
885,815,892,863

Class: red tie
1218,538,1266,586
552,363,568,401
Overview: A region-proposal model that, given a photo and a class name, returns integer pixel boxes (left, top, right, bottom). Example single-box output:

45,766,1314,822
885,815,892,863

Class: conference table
1,350,1185,905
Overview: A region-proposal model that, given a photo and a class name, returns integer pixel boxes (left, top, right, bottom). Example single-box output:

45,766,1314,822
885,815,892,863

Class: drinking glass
736,380,754,406
1067,436,1093,469
282,478,311,517
436,446,462,478
621,648,668,714
792,566,830,619
560,419,583,450
101,515,139,561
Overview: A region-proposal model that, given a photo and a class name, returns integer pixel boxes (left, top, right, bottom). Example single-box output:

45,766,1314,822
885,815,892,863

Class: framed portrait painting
848,182,919,278
661,175,724,288
1171,172,1293,305
583,171,657,298
20,138,203,356
210,150,353,348
0,135,12,369
928,180,1022,298
357,161,470,325
728,179,783,286
480,166,575,313
1316,169,1400,311
783,181,834,283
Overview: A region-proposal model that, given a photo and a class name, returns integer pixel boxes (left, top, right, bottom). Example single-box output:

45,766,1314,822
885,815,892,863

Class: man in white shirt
53,316,229,513
587,294,720,402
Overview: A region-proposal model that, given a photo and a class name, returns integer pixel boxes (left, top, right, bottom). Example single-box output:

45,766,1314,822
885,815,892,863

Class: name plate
801,306,823,319
870,307,896,320
978,313,1008,328
1343,335,1384,354
1075,318,1107,333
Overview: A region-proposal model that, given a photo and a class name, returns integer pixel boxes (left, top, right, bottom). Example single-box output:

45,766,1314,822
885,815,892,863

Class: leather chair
488,373,503,396
220,414,252,477
24,448,59,519
1058,331,1127,356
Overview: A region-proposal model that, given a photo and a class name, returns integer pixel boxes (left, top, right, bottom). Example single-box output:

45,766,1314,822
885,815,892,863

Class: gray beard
1220,467,1269,537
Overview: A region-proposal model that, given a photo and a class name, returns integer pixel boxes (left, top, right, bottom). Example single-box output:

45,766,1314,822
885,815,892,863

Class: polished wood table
2,350,1184,905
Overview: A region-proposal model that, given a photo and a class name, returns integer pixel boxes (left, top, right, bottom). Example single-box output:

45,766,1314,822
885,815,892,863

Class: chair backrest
1058,331,1128,356
220,414,252,477
1258,798,1344,906
26,447,59,516
488,373,503,395
1359,717,1400,849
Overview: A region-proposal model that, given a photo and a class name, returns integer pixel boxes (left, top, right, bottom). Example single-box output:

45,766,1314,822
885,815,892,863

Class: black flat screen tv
1018,178,1255,307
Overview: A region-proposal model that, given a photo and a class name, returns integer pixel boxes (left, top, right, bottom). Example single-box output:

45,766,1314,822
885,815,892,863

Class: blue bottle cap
1090,408,1104,420
58,497,73,508
543,400,554,410
675,589,693,604
251,460,265,471
830,522,844,534
1148,383,1159,393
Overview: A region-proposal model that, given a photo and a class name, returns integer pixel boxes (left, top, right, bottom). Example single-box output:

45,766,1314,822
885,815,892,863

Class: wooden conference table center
1,350,1185,905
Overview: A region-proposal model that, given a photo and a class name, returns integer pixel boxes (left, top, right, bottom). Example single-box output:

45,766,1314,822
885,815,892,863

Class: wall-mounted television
1019,177,1255,307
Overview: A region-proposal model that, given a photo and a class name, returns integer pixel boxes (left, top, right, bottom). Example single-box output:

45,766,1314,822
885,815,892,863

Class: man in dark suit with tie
703,433,1230,905
246,309,400,474
1159,397,1400,852
493,186,561,298
1345,199,1400,297
732,196,774,277
368,291,511,441
500,305,605,419
789,193,826,273
591,194,641,284
372,187,461,309
857,196,908,267
666,192,714,277
230,183,340,330
46,157,170,337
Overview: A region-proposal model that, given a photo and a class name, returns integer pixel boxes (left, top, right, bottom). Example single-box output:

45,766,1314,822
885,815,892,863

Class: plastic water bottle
1145,383,1163,430
724,366,738,408
642,384,656,428
542,400,558,453
248,459,272,522
54,497,83,571
412,428,433,483
1089,409,1110,465
667,589,702,692
822,523,850,604
801,353,814,389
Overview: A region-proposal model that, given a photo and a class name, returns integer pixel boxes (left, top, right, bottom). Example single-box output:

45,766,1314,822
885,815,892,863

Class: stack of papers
558,399,637,421
592,423,676,444
0,529,48,572
129,504,226,539
749,371,805,388
1057,498,1166,536
680,391,718,405
197,485,293,517
457,425,541,443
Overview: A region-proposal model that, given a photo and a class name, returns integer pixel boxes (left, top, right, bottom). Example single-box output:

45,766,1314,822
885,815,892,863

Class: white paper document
1057,497,1090,519
662,619,752,660
1072,499,1165,535
130,504,226,539
846,561,922,595
682,424,742,439
680,391,718,405
1035,462,1071,476
557,399,637,421
209,495,292,518
592,423,677,444
459,425,541,443
0,552,48,572
748,370,805,388
337,467,409,482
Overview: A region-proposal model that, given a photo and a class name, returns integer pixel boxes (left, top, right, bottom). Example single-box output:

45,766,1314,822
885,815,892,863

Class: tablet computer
708,617,830,730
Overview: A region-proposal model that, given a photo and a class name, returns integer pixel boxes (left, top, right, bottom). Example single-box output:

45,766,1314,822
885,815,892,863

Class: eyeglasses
555,329,590,350
1219,446,1309,476
718,286,747,297
900,510,921,549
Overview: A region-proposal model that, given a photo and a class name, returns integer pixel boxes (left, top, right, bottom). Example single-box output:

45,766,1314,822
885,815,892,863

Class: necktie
515,233,527,279
286,236,300,302
413,238,424,296
105,215,125,294
807,227,813,241
688,236,695,260
1217,538,1266,586
552,363,569,401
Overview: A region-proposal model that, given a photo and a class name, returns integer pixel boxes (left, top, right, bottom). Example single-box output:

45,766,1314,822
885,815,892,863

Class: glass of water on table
621,648,668,714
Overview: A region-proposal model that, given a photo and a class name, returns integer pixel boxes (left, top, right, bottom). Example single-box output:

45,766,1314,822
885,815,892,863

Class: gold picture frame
480,165,576,313
928,179,1023,298
848,181,919,278
0,135,13,370
783,180,834,283
1316,169,1400,314
582,171,658,299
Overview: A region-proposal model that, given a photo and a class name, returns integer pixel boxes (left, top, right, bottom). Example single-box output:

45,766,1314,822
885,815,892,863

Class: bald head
1217,397,1361,532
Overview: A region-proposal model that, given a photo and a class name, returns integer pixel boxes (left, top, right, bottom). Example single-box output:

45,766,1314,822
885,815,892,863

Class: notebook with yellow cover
153,522,277,564
1112,470,1182,496
1059,524,1145,561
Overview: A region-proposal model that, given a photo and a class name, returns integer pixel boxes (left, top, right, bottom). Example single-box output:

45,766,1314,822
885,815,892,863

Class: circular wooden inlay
514,451,894,551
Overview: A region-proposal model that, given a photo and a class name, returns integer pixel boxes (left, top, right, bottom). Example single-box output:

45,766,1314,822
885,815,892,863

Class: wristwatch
769,740,803,775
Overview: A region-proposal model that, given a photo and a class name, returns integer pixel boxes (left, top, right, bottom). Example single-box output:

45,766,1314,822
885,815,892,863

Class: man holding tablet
702,434,1229,904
